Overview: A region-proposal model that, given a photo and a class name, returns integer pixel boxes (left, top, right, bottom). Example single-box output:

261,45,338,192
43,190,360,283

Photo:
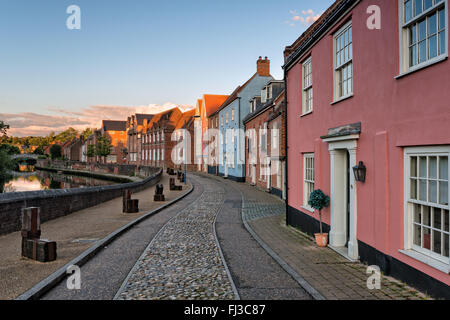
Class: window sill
301,206,315,213
399,249,450,274
395,55,448,80
300,111,313,117
330,94,354,105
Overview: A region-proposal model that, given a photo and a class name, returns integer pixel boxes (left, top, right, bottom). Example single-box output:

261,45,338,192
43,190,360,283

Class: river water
1,165,116,193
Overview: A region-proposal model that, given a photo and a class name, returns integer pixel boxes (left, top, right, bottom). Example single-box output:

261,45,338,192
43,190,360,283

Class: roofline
283,0,358,71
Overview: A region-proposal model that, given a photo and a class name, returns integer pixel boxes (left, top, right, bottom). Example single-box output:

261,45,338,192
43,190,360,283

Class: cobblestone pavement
229,180,432,300
116,177,235,300
42,176,201,300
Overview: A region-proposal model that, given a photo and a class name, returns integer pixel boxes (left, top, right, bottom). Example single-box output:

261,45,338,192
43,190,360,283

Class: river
1,165,116,193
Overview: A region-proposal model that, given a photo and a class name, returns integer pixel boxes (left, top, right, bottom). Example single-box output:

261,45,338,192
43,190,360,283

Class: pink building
285,0,449,298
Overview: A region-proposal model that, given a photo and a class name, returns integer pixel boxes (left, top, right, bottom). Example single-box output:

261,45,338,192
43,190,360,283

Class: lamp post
184,120,187,185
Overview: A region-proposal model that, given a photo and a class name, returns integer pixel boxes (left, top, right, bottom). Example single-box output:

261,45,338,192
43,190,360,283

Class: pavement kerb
15,182,194,301
194,172,326,300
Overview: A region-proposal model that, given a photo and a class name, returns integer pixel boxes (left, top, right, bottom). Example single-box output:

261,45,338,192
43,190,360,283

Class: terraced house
284,0,450,297
216,57,273,181
243,80,285,198
126,114,154,165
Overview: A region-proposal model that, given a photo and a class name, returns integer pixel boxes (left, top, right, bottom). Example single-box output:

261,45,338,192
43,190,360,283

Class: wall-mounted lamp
353,161,366,183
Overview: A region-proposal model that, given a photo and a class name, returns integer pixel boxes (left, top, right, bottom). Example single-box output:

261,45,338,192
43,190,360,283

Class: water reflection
2,170,116,193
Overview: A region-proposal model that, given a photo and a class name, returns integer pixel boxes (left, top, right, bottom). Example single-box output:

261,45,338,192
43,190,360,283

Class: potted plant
308,189,330,247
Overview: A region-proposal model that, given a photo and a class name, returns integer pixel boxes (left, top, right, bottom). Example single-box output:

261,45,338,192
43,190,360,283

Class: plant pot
314,233,328,247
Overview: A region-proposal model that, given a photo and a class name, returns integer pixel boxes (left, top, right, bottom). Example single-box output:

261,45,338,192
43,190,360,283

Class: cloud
287,9,322,27
1,103,194,137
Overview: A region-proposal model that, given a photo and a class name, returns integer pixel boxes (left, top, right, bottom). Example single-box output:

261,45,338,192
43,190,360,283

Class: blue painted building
216,57,273,181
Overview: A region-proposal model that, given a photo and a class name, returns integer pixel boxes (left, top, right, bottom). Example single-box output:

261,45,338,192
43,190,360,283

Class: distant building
216,57,273,182
101,120,127,164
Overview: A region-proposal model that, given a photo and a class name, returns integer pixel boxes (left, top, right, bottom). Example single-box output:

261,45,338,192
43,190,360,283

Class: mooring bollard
179,172,185,183
123,189,139,213
154,183,165,201
21,207,57,262
170,178,182,191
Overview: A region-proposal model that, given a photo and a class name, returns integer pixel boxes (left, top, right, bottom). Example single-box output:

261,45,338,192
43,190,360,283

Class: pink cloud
288,9,322,27
2,103,194,137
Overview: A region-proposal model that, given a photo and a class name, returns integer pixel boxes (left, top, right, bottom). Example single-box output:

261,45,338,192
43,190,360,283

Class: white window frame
231,108,235,121
303,153,315,210
333,21,353,102
403,145,450,272
399,0,448,75
302,56,313,115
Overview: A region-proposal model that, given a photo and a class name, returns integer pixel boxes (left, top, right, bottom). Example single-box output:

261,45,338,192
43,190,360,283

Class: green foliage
0,149,13,192
0,144,21,155
308,189,330,211
55,127,78,143
95,136,112,160
50,144,62,160
33,146,45,155
87,144,96,158
81,128,94,140
308,189,330,235
0,121,9,136
37,155,48,160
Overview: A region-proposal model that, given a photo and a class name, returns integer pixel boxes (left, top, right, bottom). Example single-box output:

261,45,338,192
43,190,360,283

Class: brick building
126,114,154,165
243,80,284,197
101,120,127,164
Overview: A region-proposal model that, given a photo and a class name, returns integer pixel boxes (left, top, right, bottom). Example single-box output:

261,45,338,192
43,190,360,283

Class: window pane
414,224,422,246
419,20,427,40
411,178,418,199
414,203,422,223
414,0,423,17
419,156,427,178
433,230,442,254
419,39,427,62
440,156,448,179
410,44,418,66
439,9,445,30
423,206,431,226
444,235,449,257
405,0,413,22
444,210,449,232
411,156,418,177
439,31,445,55
439,181,448,205
428,13,437,35
429,156,437,179
420,179,427,201
424,0,433,10
424,227,432,250
433,208,442,229
430,180,437,203
410,25,417,45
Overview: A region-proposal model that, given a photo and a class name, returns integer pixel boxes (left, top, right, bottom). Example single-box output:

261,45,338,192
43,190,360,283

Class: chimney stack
257,56,270,77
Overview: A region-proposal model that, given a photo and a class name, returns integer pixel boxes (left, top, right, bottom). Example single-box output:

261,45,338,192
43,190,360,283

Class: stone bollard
123,189,139,213
21,207,57,262
168,168,176,176
154,184,165,201
170,178,182,191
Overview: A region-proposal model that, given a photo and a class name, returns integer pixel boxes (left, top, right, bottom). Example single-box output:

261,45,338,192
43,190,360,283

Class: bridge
11,154,40,160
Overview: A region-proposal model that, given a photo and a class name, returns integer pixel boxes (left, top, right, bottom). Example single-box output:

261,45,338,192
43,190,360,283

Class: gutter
284,68,289,226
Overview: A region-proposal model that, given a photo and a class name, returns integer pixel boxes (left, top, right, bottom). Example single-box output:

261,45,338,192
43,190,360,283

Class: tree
81,128,94,140
0,149,13,193
0,121,9,136
33,146,45,155
308,189,330,235
55,127,78,143
86,144,96,159
0,144,20,155
95,136,112,163
50,144,62,160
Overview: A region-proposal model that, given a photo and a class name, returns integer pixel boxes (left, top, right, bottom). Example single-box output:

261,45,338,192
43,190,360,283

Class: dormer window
250,100,254,113
267,85,272,100
261,89,267,104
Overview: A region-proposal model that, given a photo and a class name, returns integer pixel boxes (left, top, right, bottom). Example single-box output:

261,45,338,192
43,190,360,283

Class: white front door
326,138,358,260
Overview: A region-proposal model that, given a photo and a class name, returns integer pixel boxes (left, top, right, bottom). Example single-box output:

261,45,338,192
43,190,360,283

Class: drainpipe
238,98,243,180
284,68,289,226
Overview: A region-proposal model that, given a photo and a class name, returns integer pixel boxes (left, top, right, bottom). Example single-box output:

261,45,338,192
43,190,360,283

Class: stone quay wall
0,164,162,236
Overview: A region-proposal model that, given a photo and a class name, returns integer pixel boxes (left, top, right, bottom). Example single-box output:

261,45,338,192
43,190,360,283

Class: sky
0,0,334,137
